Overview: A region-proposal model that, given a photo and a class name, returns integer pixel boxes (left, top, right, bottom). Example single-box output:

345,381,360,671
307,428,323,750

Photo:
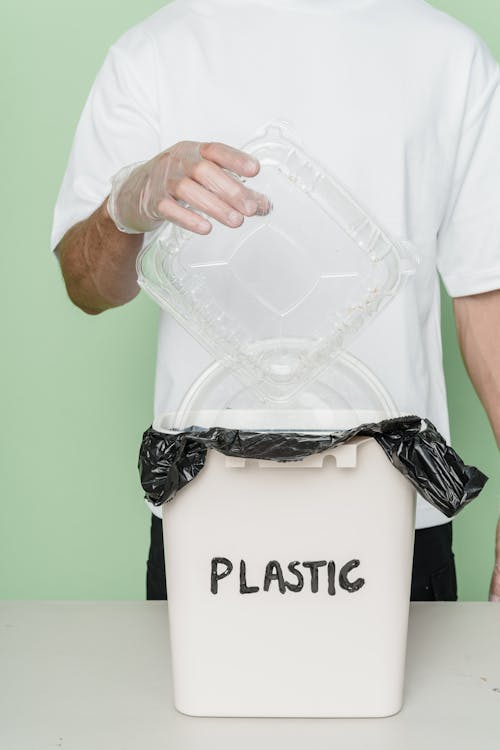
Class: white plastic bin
160,412,416,718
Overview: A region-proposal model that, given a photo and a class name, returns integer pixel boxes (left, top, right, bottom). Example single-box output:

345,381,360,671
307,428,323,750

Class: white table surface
1,601,499,749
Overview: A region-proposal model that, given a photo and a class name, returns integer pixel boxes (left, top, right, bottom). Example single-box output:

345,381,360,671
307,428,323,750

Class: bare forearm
454,290,500,447
56,199,143,315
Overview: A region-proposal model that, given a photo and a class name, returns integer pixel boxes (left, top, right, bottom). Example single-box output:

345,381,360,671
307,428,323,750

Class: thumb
488,515,500,602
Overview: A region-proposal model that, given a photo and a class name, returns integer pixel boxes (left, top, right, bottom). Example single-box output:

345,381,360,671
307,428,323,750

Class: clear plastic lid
154,352,399,433
138,122,415,404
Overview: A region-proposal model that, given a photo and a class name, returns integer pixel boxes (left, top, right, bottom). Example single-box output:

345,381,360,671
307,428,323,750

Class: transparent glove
489,514,500,602
106,140,270,235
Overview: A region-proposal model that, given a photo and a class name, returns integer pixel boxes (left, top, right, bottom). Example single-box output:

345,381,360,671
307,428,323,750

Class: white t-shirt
51,0,500,529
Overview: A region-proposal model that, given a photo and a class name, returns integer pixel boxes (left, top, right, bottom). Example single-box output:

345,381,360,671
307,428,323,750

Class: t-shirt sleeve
50,31,161,251
437,49,500,297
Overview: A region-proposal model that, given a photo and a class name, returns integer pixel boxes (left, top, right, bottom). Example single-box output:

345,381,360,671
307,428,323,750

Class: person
51,0,500,601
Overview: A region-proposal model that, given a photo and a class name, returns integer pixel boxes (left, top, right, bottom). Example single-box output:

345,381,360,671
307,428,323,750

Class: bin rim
152,408,393,434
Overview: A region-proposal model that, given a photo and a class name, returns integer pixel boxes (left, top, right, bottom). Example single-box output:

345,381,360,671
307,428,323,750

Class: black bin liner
138,415,487,518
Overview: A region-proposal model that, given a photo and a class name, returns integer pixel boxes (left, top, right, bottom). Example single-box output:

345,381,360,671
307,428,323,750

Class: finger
489,568,500,602
199,141,260,178
156,195,212,235
190,159,270,216
173,177,245,228
490,516,500,601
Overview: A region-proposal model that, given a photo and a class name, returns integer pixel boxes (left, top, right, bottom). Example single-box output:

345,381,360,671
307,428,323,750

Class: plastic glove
106,141,270,235
489,514,500,602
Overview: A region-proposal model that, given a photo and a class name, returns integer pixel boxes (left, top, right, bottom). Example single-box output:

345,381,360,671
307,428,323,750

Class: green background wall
1,0,499,600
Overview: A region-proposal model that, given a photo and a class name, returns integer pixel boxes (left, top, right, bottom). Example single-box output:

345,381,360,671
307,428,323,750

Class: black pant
146,515,457,602
410,521,457,601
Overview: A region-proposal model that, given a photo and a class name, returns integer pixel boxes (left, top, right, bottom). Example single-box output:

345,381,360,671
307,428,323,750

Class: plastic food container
138,122,415,403
138,122,418,717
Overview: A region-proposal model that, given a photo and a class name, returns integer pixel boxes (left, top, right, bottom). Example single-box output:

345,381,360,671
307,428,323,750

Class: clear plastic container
138,122,415,403
155,352,399,434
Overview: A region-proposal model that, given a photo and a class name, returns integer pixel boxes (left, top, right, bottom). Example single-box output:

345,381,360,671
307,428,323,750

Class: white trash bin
156,407,416,718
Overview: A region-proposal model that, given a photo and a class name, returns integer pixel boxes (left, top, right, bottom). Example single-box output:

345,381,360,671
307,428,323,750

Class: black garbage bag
138,415,487,518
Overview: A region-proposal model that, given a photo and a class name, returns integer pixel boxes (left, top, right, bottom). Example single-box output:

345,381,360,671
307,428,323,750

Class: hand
488,514,500,601
106,140,270,235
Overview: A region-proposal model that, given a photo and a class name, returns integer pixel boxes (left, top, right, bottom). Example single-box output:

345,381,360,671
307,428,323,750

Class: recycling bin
159,411,416,717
